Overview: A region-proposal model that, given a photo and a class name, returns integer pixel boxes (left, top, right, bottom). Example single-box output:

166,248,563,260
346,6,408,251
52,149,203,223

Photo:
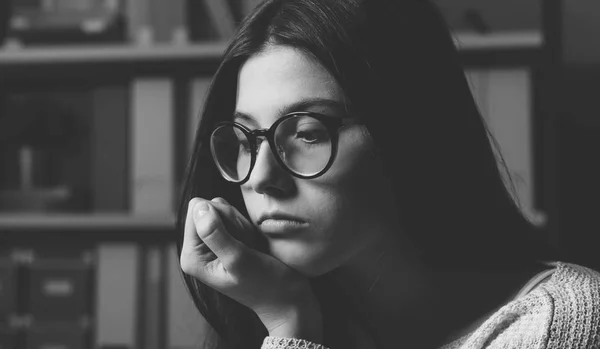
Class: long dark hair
175,0,557,348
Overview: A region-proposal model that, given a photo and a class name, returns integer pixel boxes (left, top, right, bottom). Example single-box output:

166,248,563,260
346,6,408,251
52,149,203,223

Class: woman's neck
324,233,547,348
325,233,439,347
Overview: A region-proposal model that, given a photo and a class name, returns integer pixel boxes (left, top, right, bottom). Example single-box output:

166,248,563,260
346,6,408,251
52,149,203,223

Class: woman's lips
258,218,308,234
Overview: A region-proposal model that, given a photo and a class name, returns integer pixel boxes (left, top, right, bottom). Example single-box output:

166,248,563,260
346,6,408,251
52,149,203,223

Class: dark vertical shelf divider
539,0,563,253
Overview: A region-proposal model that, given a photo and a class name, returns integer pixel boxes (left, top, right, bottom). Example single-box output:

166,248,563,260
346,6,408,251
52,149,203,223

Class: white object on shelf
19,146,33,190
130,79,174,215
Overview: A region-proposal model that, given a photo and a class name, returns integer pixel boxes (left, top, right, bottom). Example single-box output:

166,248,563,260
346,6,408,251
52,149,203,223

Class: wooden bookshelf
0,30,543,235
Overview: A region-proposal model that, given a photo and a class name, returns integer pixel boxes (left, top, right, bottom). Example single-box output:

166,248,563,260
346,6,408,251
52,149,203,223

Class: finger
183,198,204,249
192,200,245,267
210,197,254,232
210,197,264,249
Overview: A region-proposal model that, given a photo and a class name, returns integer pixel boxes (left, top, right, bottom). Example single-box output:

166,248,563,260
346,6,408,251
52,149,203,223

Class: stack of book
3,0,258,46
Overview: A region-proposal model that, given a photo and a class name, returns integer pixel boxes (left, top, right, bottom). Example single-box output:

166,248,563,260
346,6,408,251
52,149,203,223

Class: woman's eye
296,130,327,143
238,140,252,153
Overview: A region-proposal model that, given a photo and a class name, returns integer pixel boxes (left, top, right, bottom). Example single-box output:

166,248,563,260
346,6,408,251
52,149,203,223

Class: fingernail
194,201,209,218
212,197,227,205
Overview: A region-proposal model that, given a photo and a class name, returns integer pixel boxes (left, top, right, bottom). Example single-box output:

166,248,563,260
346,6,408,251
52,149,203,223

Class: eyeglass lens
210,114,333,182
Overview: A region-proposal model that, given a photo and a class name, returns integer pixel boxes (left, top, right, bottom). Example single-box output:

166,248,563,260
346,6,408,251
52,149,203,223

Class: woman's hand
180,197,323,342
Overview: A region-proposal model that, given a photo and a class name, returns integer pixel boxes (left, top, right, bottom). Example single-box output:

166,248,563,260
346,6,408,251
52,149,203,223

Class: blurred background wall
0,0,598,348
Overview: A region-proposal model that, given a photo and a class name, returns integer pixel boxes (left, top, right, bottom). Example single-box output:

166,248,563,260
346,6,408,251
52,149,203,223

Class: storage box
25,261,92,322
24,324,89,349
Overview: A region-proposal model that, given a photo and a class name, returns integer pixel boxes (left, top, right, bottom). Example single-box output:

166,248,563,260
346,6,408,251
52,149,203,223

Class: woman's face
236,45,396,276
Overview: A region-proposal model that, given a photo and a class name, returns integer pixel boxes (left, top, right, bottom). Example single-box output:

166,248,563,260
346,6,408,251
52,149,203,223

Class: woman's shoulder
541,261,600,348
439,261,600,349
548,260,600,286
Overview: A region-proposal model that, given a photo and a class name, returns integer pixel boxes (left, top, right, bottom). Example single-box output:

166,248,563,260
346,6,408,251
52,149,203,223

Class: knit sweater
261,262,600,349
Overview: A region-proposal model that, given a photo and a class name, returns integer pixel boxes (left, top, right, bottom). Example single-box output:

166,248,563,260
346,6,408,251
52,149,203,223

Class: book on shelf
0,254,17,325
91,84,129,212
126,0,230,44
432,0,540,33
130,78,175,215
125,0,152,43
147,0,187,43
202,0,236,39
142,245,164,349
95,244,139,348
0,80,181,217
239,0,264,19
188,78,212,157
166,244,207,349
187,0,236,42
465,68,543,226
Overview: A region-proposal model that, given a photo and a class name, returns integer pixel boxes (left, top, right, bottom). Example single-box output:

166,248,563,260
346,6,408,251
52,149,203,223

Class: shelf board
454,30,542,50
0,31,541,75
0,213,176,230
0,41,228,65
0,41,228,80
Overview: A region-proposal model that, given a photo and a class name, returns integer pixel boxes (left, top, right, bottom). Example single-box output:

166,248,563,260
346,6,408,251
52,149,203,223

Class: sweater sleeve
261,336,331,349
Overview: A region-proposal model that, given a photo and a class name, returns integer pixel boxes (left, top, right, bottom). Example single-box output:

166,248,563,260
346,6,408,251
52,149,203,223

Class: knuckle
225,249,249,274
195,213,221,239
211,197,227,204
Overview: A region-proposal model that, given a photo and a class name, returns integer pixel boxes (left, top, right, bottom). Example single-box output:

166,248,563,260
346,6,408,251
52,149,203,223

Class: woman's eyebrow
277,98,347,116
233,97,347,123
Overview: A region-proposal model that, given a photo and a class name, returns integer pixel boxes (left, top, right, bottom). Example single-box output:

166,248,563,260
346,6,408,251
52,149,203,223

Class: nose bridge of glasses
248,128,272,157
249,128,273,151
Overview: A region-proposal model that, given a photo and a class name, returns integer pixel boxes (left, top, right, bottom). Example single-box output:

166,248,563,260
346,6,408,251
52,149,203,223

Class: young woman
176,0,600,348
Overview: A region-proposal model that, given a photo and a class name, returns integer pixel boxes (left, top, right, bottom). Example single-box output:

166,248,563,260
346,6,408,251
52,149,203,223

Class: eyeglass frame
209,111,360,184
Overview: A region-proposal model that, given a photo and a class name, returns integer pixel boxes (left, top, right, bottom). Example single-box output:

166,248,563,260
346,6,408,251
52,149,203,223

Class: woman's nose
246,139,293,196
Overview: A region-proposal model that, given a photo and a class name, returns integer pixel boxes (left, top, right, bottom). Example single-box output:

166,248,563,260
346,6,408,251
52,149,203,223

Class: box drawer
26,262,92,322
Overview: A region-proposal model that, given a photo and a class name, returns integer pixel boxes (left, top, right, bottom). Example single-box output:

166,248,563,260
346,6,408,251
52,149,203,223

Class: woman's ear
360,126,382,159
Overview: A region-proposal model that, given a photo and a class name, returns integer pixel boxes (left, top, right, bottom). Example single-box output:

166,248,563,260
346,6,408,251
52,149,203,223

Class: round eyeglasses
210,112,358,184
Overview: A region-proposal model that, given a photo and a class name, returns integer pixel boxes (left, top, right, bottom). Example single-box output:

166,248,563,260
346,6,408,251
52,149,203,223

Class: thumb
192,200,245,266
